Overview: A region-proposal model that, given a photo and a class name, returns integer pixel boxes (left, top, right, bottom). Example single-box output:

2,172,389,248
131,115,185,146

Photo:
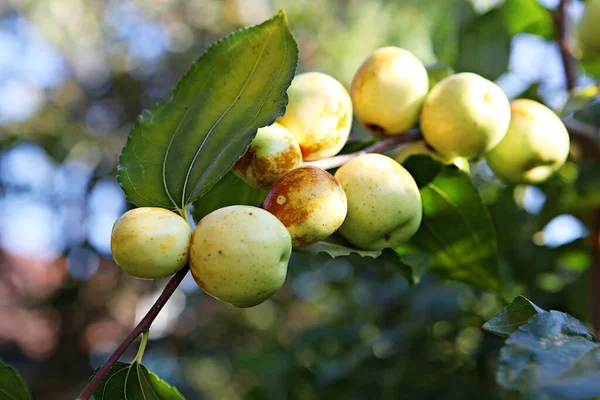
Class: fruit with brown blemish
392,140,470,172
334,154,422,250
189,206,292,308
351,47,429,135
420,72,510,159
485,99,570,184
232,123,303,189
276,72,352,161
263,166,347,247
110,207,191,279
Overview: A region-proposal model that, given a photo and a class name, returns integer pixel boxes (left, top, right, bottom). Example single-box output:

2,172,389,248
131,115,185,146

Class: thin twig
555,0,576,91
76,266,190,400
305,129,422,170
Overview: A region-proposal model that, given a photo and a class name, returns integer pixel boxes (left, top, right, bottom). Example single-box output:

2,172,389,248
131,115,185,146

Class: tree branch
76,265,190,400
304,129,422,170
555,0,576,91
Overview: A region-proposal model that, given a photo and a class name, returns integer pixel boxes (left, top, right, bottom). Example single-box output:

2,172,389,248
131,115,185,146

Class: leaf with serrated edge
404,155,501,293
483,296,546,337
117,11,298,211
0,359,30,400
497,311,600,399
93,361,184,400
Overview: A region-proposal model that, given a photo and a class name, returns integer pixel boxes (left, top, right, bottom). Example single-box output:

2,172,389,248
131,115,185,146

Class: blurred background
0,0,598,398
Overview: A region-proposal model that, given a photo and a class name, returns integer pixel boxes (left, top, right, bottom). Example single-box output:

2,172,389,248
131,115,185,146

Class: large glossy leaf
191,171,267,222
497,311,600,399
403,155,501,293
296,240,414,284
93,362,184,400
0,360,29,400
483,296,545,337
117,11,298,211
502,0,554,39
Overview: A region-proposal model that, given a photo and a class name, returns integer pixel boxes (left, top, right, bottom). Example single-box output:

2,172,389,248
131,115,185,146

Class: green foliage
403,155,501,293
191,171,267,222
92,362,184,400
483,295,545,337
117,11,298,211
0,360,30,400
502,0,554,39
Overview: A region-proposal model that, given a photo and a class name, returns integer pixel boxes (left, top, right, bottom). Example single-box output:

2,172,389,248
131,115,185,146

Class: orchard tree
2,1,600,399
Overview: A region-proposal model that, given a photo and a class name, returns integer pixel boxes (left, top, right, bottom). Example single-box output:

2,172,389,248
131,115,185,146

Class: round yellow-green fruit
276,72,353,161
110,207,191,279
392,141,470,172
189,206,292,308
263,166,347,247
420,72,511,159
578,0,600,60
485,99,570,185
351,47,429,135
334,154,422,250
232,123,303,189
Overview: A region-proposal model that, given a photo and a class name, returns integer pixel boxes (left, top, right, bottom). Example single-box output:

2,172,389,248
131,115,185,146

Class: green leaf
425,62,455,89
191,171,267,222
296,241,414,284
502,0,554,39
0,360,30,400
117,11,298,211
497,311,600,399
93,362,184,400
403,155,502,293
561,84,599,115
483,296,546,337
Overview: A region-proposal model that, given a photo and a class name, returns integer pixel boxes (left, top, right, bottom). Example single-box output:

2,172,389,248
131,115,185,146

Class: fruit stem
133,330,150,364
305,129,422,170
555,0,575,91
75,265,190,400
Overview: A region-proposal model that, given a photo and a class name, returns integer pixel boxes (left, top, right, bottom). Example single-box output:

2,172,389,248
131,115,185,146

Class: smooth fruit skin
485,99,570,185
189,206,292,308
276,72,352,161
334,154,422,250
110,207,191,279
263,166,347,247
232,123,303,189
351,47,429,135
420,72,511,159
392,140,470,172
578,0,600,60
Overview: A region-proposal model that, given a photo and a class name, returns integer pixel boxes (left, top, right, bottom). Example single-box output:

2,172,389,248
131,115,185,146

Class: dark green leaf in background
483,295,545,337
502,0,554,39
93,362,184,400
117,11,298,211
191,171,267,222
497,311,600,400
0,360,30,400
403,155,502,293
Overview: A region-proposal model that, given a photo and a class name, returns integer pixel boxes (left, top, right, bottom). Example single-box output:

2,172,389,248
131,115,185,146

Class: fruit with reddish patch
110,207,191,279
334,154,422,250
263,166,347,247
233,123,303,189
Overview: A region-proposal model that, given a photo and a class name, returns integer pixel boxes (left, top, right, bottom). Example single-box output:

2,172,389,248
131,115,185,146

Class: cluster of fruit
111,45,570,308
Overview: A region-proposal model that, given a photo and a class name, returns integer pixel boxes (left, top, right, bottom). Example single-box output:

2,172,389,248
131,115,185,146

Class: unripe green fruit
189,206,292,308
263,166,347,247
392,141,470,172
351,47,429,135
485,99,570,185
232,123,303,188
420,72,511,159
110,207,191,279
334,154,422,250
276,72,352,161
578,0,600,60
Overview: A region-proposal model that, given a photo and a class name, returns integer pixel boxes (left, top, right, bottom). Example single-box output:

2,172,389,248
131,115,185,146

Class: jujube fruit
392,141,470,172
189,206,292,308
110,207,191,279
